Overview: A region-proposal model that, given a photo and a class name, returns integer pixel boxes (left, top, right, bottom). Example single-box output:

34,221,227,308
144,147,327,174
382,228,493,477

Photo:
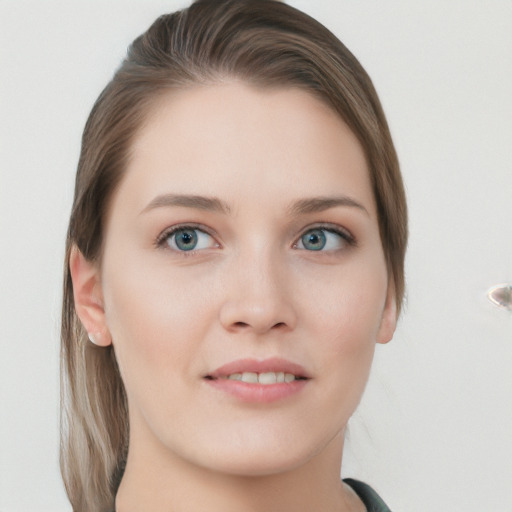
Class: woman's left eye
158,227,217,252
295,227,352,252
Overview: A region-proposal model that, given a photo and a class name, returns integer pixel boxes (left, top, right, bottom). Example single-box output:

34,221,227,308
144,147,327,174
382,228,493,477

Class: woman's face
95,82,396,475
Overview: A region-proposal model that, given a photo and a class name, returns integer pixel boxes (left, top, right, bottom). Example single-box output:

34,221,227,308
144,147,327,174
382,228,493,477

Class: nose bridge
219,241,296,334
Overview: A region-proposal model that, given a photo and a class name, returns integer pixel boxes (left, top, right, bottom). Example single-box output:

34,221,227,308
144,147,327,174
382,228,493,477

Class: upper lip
206,358,311,379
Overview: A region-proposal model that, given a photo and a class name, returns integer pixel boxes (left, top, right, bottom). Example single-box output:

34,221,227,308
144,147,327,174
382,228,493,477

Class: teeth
259,372,277,384
227,372,297,384
241,372,258,383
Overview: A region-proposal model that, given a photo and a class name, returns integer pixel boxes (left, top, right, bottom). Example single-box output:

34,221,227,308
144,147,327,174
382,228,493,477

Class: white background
1,1,511,510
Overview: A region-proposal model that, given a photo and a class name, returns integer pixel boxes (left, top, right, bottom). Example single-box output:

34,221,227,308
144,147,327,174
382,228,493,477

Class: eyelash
293,224,356,251
155,223,356,254
155,224,219,253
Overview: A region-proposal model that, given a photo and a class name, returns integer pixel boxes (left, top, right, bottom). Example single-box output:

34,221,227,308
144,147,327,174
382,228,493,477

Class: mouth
205,371,308,384
204,358,310,403
205,357,310,382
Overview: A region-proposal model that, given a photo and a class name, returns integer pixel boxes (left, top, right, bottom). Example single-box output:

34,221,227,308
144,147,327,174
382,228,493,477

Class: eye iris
302,229,326,251
174,229,198,251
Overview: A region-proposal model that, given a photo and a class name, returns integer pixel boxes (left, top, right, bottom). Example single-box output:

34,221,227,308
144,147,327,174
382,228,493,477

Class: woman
61,0,407,510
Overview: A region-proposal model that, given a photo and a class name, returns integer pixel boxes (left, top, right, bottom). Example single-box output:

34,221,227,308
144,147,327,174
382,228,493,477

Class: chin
184,425,342,478
199,450,310,478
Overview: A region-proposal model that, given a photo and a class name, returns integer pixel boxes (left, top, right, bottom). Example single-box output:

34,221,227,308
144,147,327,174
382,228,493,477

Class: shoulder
343,478,393,512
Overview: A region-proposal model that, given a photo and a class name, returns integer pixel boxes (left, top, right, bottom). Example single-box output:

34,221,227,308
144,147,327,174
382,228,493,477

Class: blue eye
297,228,350,251
162,227,217,252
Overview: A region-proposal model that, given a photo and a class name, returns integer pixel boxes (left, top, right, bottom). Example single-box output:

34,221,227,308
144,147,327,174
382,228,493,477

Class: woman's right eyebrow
140,194,231,215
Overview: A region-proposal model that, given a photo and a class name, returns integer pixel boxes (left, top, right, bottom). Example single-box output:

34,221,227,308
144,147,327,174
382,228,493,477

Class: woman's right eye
158,227,218,252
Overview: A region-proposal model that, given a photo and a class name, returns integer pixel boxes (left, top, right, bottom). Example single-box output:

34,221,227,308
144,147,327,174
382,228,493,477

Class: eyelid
293,223,356,249
155,223,220,251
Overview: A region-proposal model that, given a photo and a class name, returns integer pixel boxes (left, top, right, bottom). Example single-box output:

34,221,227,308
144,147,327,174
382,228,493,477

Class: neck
115,431,363,512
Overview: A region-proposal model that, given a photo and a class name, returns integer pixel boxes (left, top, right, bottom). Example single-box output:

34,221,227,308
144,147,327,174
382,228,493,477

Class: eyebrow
288,196,369,216
140,194,231,215
140,193,368,217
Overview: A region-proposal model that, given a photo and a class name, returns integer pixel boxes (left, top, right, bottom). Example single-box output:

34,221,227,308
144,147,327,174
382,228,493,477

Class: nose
219,252,297,335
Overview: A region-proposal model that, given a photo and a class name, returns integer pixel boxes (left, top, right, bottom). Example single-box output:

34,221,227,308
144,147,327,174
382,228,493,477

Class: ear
69,245,112,347
376,279,398,345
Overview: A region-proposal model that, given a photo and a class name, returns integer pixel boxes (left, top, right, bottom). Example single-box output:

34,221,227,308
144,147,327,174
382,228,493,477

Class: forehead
115,82,374,215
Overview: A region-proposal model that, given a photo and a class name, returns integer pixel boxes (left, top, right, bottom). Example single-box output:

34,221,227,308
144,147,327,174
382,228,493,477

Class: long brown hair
61,1,407,510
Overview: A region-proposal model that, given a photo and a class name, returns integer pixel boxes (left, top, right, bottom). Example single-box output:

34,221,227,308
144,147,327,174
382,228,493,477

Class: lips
206,357,310,381
204,358,310,403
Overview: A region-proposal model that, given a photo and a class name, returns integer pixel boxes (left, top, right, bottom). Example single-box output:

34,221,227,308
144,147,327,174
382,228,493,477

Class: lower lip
205,378,308,403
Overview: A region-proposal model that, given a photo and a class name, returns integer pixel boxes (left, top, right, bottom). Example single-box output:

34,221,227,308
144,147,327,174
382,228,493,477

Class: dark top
343,478,392,512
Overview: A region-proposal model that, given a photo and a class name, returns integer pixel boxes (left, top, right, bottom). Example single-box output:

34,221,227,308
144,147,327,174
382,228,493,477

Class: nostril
229,321,287,331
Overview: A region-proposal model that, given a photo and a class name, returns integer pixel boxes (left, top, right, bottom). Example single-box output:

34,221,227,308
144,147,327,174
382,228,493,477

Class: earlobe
69,245,112,347
376,281,398,345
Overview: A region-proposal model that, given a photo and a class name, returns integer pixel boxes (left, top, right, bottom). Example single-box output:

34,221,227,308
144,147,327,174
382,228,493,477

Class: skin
71,82,396,512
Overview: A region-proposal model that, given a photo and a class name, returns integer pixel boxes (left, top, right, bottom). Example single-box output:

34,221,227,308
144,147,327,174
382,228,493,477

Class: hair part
61,1,407,510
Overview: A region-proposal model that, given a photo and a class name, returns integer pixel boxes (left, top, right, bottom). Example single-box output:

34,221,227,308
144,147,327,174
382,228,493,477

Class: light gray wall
1,1,511,510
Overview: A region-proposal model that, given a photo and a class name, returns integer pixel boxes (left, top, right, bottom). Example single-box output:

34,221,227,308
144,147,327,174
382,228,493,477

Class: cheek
99,251,219,394
296,258,388,401
298,255,388,343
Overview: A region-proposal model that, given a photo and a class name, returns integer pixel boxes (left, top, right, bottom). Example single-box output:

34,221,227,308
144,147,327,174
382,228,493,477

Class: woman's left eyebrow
288,196,369,216
140,194,231,215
